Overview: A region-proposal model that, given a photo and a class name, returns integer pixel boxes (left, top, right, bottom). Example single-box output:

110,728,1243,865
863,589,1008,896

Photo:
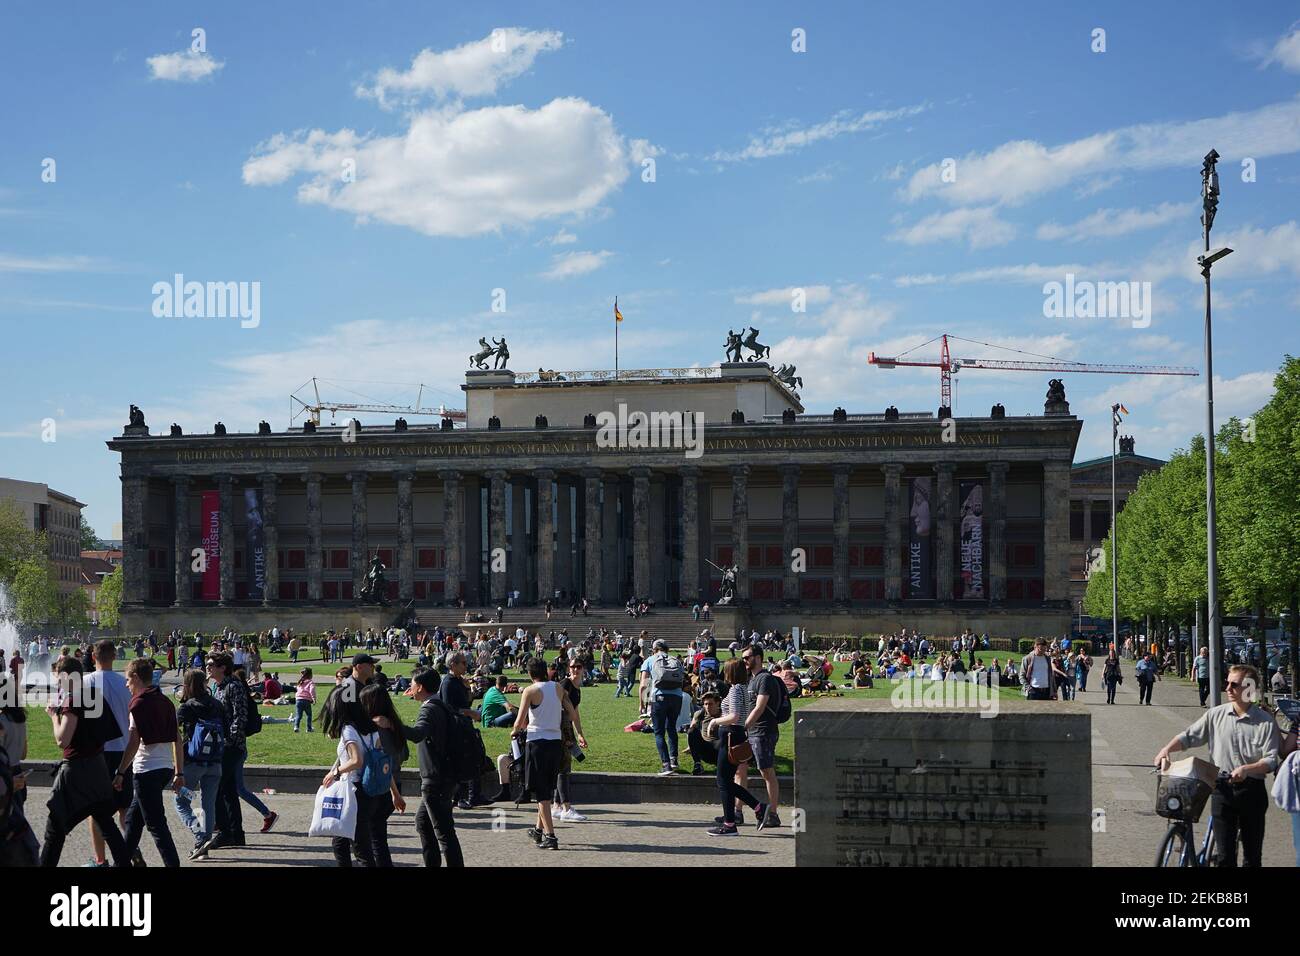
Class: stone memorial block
795,696,1091,866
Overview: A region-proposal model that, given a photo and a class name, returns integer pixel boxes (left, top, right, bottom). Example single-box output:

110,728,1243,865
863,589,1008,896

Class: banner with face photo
201,490,220,601
907,476,933,598
958,480,985,599
244,488,265,601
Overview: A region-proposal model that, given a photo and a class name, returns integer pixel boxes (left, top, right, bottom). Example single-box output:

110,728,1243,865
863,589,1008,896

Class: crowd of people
2,616,1296,867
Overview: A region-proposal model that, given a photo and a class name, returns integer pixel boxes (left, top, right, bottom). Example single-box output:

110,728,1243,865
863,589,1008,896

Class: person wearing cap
686,691,722,776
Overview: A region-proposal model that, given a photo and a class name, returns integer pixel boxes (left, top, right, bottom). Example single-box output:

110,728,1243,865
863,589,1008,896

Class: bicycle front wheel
1156,825,1192,867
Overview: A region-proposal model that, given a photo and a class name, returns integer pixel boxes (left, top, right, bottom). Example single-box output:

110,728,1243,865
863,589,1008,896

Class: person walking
706,659,765,835
1135,653,1158,705
113,658,183,868
1020,638,1056,701
553,659,590,822
1154,664,1281,867
440,651,485,809
82,640,133,867
293,668,316,732
201,652,248,853
374,668,464,867
319,684,381,867
1194,647,1211,707
641,639,687,775
1074,649,1091,692
1272,722,1300,867
742,643,785,830
39,657,131,867
174,668,226,861
359,684,408,867
1102,651,1122,705
513,656,584,850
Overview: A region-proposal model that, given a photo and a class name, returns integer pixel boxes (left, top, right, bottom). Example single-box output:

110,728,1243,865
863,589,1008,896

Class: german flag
614,297,623,323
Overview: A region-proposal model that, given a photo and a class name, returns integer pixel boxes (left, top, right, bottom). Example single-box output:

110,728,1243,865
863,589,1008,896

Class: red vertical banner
201,490,220,600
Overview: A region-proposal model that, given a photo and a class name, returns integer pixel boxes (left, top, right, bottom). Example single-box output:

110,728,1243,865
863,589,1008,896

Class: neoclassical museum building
109,358,1082,638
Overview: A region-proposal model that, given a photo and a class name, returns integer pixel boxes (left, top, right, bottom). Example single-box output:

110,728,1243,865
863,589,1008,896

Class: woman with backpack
705,658,765,835
1102,650,1123,704
320,686,381,866
360,684,408,867
175,668,227,860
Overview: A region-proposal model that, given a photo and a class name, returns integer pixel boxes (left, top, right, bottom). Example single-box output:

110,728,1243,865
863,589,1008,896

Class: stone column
487,470,508,605
555,477,572,598
832,465,851,606
440,470,462,604
349,472,369,599
730,464,750,604
882,464,904,601
583,469,603,603
217,475,235,606
630,467,651,599
987,462,1009,603
397,471,415,602
780,464,800,605
1082,496,1092,545
262,474,279,606
121,471,149,604
535,470,555,605
1043,461,1071,601
934,463,956,601
304,472,323,603
509,478,527,602
649,475,667,602
172,477,190,606
680,466,700,606
601,475,619,602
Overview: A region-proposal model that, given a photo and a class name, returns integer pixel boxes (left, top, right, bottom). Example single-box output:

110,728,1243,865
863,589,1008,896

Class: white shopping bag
308,777,357,840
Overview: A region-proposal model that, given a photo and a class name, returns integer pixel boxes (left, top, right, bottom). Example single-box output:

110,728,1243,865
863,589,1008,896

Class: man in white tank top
513,656,585,850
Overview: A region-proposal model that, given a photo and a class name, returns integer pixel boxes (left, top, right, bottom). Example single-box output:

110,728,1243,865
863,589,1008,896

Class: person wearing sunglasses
1153,664,1281,867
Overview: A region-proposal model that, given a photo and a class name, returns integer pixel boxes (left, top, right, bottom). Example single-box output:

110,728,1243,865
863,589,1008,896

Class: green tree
53,587,90,636
79,515,103,551
0,499,46,592
11,555,57,626
97,565,124,630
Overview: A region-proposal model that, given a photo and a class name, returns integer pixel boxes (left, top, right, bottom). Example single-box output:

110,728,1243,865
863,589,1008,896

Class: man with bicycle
1152,664,1281,867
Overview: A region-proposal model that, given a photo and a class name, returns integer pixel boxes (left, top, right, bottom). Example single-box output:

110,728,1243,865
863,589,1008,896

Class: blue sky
3,1,1299,537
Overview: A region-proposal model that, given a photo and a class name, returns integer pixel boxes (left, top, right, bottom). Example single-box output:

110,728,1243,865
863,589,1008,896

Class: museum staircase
444,606,725,649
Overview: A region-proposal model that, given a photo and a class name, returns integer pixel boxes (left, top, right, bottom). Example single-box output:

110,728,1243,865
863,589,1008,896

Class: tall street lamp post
1200,148,1233,707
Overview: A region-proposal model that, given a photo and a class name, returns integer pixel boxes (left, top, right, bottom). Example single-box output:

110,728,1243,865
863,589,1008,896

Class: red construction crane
867,333,1199,410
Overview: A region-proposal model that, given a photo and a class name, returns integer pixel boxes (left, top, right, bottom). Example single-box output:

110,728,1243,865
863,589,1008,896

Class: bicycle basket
1156,774,1212,822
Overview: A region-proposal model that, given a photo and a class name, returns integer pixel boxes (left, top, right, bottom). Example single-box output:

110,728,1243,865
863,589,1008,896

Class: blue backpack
360,734,393,797
187,718,225,765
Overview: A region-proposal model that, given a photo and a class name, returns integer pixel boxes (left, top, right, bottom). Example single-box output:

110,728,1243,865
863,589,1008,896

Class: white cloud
1036,202,1190,242
903,97,1300,205
146,50,224,83
893,262,1095,287
545,229,578,245
1138,220,1300,285
708,104,927,163
0,253,102,273
734,286,833,307
357,28,563,108
1265,23,1300,72
890,206,1016,249
540,249,611,280
243,98,648,237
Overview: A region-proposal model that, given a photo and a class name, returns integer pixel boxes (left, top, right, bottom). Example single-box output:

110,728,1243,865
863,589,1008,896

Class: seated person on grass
686,690,722,775
481,674,517,728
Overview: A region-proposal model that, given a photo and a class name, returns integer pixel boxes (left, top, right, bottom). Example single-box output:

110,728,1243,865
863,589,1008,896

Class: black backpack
244,684,263,737
435,699,488,782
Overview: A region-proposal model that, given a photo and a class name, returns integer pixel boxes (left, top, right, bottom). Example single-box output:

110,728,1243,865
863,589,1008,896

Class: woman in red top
113,658,184,867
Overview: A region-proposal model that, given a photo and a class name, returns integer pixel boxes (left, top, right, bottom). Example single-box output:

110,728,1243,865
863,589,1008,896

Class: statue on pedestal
724,329,744,364
706,558,740,605
492,337,510,370
470,337,497,370
359,554,389,606
741,326,770,362
128,405,146,428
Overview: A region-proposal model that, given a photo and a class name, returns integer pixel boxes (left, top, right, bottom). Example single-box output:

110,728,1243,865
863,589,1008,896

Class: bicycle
1152,767,1218,867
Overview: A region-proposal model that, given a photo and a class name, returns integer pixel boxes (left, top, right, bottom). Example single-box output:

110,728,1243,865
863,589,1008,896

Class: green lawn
22,653,1023,774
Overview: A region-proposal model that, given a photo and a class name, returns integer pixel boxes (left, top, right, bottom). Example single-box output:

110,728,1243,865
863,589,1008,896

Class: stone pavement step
19,793,794,868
